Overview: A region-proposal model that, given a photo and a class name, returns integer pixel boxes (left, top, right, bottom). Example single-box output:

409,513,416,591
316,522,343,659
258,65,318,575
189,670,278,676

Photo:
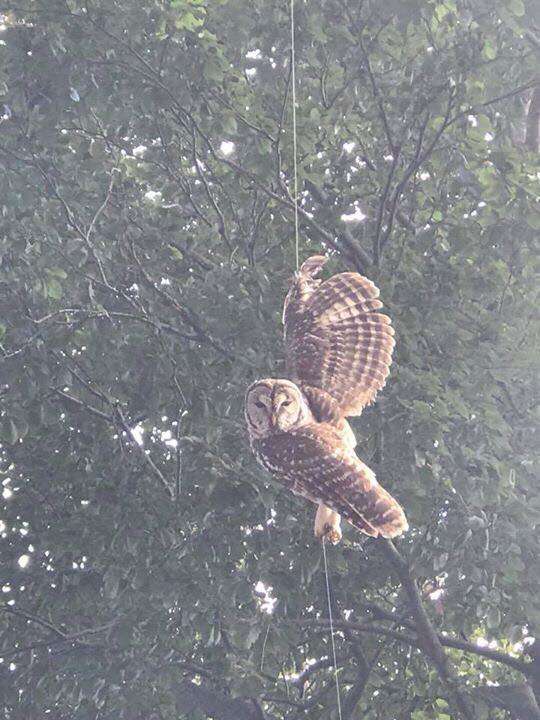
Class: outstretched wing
253,424,408,539
283,256,395,417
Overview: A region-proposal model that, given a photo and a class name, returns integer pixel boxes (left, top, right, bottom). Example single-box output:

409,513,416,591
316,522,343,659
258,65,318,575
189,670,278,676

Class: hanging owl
245,255,408,544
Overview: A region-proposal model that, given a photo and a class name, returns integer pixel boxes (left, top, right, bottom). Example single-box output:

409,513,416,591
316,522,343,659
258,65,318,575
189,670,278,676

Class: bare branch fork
296,615,531,676
0,604,113,658
51,347,176,499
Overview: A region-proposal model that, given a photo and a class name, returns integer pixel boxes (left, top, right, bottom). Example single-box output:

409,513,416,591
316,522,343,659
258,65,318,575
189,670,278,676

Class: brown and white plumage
245,256,408,542
283,255,395,417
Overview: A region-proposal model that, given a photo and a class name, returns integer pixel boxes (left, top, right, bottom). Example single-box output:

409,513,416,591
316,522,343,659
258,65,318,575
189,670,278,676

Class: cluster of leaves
0,0,538,718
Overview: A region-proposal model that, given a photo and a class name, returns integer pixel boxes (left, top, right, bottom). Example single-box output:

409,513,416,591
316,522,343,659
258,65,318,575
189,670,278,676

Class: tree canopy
0,0,539,718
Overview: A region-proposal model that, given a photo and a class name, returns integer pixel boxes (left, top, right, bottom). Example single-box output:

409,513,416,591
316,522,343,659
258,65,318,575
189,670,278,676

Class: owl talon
314,504,342,544
323,524,342,545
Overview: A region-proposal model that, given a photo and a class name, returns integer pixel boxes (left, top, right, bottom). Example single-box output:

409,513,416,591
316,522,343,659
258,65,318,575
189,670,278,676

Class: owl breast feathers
245,255,408,541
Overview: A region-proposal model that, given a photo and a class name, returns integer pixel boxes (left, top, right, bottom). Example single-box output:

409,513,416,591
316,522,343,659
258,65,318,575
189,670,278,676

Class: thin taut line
289,0,300,271
322,538,343,720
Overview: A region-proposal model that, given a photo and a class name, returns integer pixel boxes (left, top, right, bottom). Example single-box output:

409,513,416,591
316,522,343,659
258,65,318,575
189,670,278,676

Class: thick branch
379,539,475,719
341,640,371,720
358,602,531,674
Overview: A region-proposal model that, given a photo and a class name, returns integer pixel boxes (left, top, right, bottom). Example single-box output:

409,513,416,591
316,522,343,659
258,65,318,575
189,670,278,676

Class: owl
245,255,408,543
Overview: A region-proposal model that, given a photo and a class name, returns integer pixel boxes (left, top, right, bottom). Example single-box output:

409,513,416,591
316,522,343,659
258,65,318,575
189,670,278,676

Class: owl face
245,379,313,439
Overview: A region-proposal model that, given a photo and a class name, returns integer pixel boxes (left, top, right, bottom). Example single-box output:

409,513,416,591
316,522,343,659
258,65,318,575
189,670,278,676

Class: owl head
245,379,313,439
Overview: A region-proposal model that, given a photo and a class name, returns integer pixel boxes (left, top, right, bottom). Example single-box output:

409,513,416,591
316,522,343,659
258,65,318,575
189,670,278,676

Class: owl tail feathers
347,499,408,539
343,467,409,539
354,484,409,539
370,497,409,539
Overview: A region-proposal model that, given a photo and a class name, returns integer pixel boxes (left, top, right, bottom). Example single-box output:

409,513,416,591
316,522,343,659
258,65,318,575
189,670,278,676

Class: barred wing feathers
284,256,395,417
252,424,408,539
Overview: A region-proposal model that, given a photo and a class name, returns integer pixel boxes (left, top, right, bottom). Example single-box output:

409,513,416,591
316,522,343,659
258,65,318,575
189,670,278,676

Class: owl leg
314,504,342,545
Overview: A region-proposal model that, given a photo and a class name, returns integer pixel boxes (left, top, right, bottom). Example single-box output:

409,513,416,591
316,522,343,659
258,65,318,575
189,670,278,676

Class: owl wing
283,256,395,418
254,424,407,539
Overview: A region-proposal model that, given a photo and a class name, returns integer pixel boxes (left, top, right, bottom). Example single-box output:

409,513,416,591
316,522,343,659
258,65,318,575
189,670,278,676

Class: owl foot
314,504,342,544
322,524,342,545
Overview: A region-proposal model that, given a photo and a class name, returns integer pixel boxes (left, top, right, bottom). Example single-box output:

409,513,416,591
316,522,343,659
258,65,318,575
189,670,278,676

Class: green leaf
175,11,205,31
525,211,540,229
309,107,321,124
435,4,450,21
203,58,223,82
507,0,525,16
47,278,63,300
483,39,497,60
486,607,501,629
0,418,19,445
222,115,238,135
45,267,68,280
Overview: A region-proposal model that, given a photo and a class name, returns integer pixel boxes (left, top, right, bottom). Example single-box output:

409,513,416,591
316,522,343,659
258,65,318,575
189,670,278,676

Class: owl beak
270,407,282,431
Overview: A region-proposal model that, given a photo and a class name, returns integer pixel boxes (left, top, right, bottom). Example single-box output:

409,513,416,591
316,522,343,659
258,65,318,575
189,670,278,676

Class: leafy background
0,0,539,718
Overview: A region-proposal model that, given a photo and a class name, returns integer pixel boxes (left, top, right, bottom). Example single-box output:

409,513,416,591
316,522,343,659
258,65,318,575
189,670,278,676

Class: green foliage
0,0,538,718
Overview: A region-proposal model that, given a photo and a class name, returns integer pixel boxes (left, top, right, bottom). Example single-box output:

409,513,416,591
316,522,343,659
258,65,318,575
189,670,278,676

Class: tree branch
525,85,540,152
114,405,175,500
295,617,531,676
378,539,475,719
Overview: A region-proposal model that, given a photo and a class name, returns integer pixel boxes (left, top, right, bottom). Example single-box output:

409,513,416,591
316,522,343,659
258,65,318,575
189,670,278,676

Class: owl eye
254,401,266,409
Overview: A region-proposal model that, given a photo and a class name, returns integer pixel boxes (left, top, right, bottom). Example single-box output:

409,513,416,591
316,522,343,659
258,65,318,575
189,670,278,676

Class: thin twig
114,405,174,500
